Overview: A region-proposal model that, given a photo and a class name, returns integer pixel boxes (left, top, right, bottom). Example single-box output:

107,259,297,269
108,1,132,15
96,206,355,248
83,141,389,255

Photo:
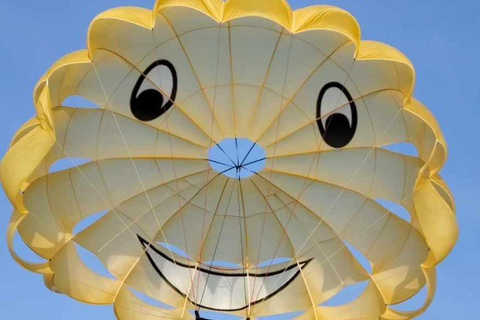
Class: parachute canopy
0,0,457,319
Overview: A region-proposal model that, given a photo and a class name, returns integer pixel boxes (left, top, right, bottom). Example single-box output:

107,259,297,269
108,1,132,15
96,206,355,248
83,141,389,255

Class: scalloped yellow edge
51,0,415,104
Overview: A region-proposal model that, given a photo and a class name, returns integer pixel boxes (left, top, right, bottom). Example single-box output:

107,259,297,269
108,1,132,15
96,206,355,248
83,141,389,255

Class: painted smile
138,236,311,312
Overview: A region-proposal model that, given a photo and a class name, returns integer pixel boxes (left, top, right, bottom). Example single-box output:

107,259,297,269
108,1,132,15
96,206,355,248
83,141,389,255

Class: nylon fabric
1,1,457,319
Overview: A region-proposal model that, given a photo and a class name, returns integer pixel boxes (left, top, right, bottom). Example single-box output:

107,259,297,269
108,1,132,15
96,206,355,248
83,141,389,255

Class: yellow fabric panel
155,0,223,22
0,126,54,212
430,173,455,211
413,178,458,263
315,281,386,319
35,50,92,96
404,98,447,173
293,5,360,52
356,40,415,100
374,265,427,304
257,54,415,153
382,267,436,320
49,242,120,304
6,210,52,273
265,148,423,204
88,7,154,65
114,286,194,320
10,117,40,146
35,50,92,120
223,0,293,30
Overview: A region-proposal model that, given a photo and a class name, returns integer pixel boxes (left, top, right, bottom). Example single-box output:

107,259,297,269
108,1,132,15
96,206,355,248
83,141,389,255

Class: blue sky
0,0,478,319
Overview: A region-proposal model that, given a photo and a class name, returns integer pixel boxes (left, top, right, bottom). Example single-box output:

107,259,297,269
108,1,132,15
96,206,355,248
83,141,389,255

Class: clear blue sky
0,0,478,319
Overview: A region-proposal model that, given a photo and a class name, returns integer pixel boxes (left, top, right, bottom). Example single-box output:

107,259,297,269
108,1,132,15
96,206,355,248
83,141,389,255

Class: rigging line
249,108,405,307
245,30,285,136
93,48,217,154
45,158,186,265
310,191,419,276
68,280,180,319
374,162,430,272
246,172,316,308
246,169,362,309
192,24,228,316
271,191,345,284
241,157,267,168
235,137,240,166
92,64,177,263
150,29,200,305
51,139,145,246
237,177,251,317
215,143,237,166
110,167,234,314
259,29,293,211
172,82,399,153
246,182,270,308
296,259,319,320
182,27,227,302
153,136,188,201
16,205,64,235
261,88,404,149
250,40,351,144
19,152,83,240
93,49,206,303
90,163,209,230
190,178,230,305
250,136,339,310
97,178,203,253
158,12,228,142
59,108,85,226
249,60,363,309
258,168,377,202
206,159,235,168
297,109,404,257
246,178,302,309
78,51,211,150
233,31,283,166
262,146,381,160
276,55,355,232
225,22,250,316
260,154,418,239
145,167,235,246
238,141,257,167
252,171,346,243
227,21,238,138
32,159,186,318
142,167,233,240
196,178,237,311
247,175,334,320
248,29,294,315
179,267,200,319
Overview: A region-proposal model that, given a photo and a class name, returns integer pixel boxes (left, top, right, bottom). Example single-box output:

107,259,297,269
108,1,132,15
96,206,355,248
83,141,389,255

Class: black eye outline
316,82,358,148
130,59,178,122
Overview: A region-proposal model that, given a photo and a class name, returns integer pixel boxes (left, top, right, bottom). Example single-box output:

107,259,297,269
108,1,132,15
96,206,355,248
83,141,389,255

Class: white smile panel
141,237,308,311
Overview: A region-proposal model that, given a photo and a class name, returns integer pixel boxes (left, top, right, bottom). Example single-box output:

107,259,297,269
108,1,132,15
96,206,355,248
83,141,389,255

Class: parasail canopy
0,0,458,319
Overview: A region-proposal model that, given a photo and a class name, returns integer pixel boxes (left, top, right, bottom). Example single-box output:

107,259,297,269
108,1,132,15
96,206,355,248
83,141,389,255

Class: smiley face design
1,1,457,320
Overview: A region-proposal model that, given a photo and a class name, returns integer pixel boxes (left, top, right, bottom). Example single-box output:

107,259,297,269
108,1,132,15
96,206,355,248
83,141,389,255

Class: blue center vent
208,138,266,179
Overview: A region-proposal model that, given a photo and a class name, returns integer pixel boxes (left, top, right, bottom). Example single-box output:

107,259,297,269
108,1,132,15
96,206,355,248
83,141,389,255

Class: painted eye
316,82,358,148
130,59,177,121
